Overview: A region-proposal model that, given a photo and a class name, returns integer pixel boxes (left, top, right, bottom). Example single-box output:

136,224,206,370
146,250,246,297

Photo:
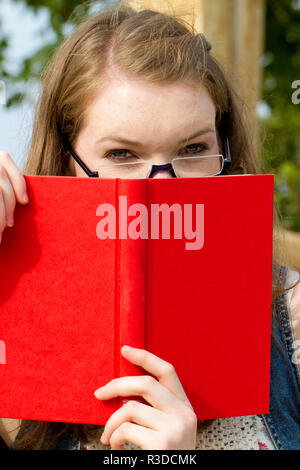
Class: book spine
114,179,148,386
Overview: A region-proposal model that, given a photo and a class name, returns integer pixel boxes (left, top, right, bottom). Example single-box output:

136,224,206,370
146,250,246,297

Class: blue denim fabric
10,264,300,450
261,265,300,450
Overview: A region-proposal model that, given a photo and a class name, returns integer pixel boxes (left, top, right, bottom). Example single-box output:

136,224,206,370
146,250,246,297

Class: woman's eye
104,150,137,161
182,143,208,155
103,143,209,162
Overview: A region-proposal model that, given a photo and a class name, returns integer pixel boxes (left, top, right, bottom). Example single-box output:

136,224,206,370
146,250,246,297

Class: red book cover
0,174,274,424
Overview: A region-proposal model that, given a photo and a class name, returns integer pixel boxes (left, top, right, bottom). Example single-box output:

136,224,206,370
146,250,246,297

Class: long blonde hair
14,0,298,449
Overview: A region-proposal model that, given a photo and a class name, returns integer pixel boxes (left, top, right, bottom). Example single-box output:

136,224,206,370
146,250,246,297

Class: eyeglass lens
96,155,224,179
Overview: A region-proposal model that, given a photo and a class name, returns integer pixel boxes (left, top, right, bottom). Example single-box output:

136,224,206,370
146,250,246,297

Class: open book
0,174,274,425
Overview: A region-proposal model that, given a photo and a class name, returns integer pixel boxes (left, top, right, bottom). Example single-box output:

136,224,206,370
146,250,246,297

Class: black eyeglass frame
62,135,232,179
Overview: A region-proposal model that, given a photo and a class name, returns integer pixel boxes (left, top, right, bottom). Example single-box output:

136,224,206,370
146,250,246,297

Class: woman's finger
0,152,28,205
120,345,192,406
100,399,167,445
0,165,16,226
109,422,159,450
0,187,7,236
94,374,187,414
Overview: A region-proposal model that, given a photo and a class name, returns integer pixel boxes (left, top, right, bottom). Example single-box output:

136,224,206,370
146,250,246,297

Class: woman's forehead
84,74,216,135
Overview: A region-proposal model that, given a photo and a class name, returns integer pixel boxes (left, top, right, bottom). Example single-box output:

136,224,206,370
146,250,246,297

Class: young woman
0,1,299,450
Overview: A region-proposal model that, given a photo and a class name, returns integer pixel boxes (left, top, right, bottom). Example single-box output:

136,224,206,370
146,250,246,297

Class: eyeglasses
62,136,232,179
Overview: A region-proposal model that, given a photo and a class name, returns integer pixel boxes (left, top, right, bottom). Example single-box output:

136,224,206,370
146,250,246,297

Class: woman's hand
94,345,197,450
0,151,29,243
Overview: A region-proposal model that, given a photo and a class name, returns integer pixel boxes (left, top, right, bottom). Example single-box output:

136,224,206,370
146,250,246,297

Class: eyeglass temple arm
62,136,99,178
224,137,231,163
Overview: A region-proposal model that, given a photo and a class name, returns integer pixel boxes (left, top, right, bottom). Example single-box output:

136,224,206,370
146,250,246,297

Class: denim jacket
261,265,300,449
11,264,300,450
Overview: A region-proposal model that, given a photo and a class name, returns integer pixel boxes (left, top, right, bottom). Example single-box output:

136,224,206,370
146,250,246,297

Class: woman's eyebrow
96,128,215,147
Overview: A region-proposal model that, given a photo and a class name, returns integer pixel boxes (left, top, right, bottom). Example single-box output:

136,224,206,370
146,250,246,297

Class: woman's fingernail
94,387,106,399
7,214,14,227
23,193,29,203
122,345,132,353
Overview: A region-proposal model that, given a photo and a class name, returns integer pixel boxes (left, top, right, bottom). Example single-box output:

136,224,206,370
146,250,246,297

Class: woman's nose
152,170,174,179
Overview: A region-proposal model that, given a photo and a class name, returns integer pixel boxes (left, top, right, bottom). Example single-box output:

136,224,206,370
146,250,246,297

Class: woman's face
73,70,220,179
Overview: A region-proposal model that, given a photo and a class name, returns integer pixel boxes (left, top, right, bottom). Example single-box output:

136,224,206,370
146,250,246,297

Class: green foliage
0,17,9,71
0,0,106,104
261,0,300,231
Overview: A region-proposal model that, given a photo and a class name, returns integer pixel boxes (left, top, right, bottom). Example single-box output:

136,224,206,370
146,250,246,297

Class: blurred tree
0,0,299,230
0,0,108,105
260,0,300,232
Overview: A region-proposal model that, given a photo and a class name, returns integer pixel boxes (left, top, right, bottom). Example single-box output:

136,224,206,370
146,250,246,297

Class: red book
0,174,274,424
